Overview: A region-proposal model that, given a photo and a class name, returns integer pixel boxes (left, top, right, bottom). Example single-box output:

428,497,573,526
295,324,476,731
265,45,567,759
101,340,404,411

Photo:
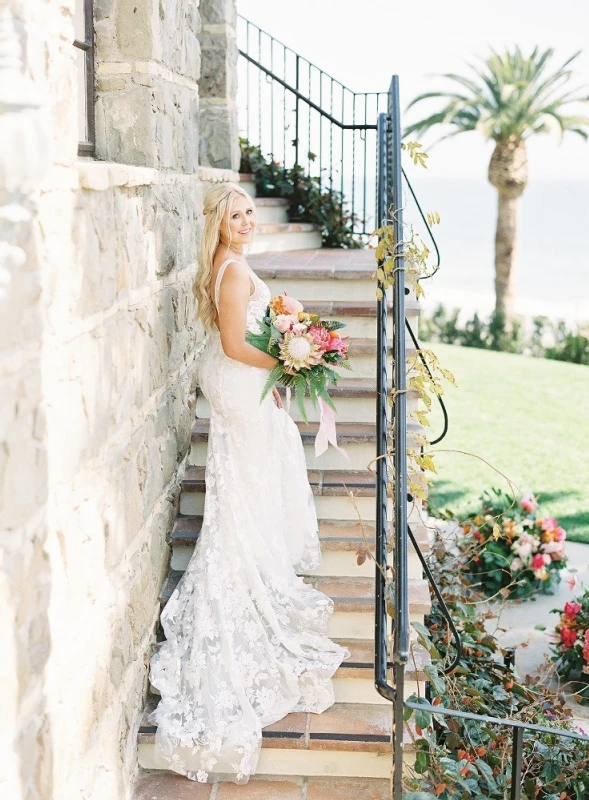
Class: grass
424,343,589,543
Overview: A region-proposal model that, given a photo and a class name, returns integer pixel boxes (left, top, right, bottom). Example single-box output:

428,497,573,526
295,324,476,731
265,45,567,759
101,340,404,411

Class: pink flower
584,628,589,643
564,601,582,620
554,526,567,542
308,325,331,352
327,336,349,356
520,490,538,513
568,574,578,591
292,322,308,335
531,553,546,570
583,643,589,663
281,292,304,315
561,627,578,649
275,314,297,333
541,518,558,532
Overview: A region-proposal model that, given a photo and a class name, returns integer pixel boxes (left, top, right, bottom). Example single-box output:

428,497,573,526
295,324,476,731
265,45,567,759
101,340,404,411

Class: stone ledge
77,160,160,191
77,160,239,191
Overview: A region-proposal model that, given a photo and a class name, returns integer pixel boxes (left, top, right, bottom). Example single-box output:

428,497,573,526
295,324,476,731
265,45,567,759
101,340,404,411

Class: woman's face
220,194,256,250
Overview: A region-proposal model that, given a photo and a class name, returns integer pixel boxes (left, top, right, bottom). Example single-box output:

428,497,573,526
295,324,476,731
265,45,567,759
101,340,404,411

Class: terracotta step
179,467,428,523
138,698,393,779
248,249,423,306
132,772,392,799
159,569,430,641
196,377,422,424
170,515,430,578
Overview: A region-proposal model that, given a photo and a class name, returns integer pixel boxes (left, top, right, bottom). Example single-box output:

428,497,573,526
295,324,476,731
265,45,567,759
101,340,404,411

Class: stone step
132,772,393,799
170,516,430,579
254,197,289,225
249,249,423,306
250,223,322,254
300,299,416,339
179,467,427,523
195,378,421,424
159,568,430,642
238,173,257,197
148,634,429,708
138,698,394,779
189,419,424,473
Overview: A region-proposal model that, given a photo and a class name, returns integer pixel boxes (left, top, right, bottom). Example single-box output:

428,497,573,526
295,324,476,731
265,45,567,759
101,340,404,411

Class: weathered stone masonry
0,1,238,798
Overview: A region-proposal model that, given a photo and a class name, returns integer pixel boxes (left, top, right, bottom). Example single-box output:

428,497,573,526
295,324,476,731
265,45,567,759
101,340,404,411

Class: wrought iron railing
376,74,589,800
237,16,388,237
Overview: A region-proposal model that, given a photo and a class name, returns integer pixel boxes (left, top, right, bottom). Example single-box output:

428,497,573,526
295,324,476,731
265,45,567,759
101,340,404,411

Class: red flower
531,553,545,570
564,601,582,620
560,627,578,649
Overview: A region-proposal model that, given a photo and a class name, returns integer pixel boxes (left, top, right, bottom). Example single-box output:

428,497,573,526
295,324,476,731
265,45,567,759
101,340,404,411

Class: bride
147,182,349,784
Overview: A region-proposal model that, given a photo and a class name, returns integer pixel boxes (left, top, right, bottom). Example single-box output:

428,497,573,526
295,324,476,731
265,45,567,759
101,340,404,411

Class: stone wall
0,1,237,798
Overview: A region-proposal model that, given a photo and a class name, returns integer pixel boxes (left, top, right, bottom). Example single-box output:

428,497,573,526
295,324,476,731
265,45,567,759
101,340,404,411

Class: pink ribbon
315,398,348,459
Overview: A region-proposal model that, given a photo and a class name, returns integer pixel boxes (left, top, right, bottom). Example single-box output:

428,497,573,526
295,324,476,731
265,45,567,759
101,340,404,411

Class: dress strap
214,258,240,311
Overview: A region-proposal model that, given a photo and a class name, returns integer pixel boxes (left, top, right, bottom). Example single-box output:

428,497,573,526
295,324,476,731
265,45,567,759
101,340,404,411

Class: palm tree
404,47,589,317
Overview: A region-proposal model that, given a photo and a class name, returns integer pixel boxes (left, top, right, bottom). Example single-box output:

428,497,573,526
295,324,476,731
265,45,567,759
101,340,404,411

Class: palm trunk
494,191,519,317
488,136,528,319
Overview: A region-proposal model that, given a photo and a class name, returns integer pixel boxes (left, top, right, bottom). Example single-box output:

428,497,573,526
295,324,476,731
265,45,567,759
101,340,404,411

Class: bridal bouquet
246,293,350,448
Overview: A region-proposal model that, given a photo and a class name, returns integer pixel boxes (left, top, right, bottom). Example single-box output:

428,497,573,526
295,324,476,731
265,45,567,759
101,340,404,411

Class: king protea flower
279,332,321,371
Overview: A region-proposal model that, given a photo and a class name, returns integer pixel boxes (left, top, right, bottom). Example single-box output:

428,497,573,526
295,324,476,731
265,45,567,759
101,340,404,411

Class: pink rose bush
553,588,589,704
245,292,351,421
459,487,568,600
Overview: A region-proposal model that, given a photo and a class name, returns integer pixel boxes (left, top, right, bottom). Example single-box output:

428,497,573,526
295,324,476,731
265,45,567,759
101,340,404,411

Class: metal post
294,54,300,166
510,727,523,800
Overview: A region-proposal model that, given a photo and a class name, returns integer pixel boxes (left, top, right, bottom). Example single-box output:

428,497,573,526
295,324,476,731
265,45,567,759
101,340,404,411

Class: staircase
133,177,430,799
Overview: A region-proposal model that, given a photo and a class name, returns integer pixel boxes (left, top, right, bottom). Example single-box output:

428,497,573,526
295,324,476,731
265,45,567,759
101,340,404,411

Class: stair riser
329,609,425,640
250,230,323,253
180,492,427,526
195,393,420,425
149,675,418,706
138,744,392,780
255,205,289,225
239,180,257,196
189,439,375,472
179,491,378,521
261,278,383,303
170,540,424,581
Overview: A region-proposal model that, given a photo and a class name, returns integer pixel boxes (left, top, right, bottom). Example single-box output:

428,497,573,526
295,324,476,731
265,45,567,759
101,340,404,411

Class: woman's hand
272,386,282,408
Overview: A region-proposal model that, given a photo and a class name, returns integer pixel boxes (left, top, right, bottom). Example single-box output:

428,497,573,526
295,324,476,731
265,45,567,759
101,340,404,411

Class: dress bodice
213,258,271,334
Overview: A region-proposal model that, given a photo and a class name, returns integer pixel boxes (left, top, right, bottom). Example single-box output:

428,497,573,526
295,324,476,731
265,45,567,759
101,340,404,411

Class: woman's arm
217,262,279,369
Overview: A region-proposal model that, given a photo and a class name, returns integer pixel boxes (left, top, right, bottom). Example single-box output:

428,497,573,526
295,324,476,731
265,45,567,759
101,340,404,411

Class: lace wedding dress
148,258,349,784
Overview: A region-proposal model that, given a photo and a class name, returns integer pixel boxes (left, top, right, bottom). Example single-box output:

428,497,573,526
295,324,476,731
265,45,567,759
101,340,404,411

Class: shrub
459,488,568,600
239,138,362,249
419,302,588,365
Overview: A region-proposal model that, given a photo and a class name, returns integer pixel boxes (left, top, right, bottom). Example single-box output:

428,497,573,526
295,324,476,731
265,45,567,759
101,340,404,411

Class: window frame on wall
74,0,95,156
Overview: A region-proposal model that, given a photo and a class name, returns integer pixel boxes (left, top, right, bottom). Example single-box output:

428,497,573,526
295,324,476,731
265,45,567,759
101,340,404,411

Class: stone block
199,102,240,170
199,31,237,98
116,0,155,60
200,0,237,26
96,83,157,167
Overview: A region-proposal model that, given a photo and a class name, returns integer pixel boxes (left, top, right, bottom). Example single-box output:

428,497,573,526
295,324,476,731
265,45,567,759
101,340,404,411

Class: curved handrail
401,167,441,279
405,318,449,446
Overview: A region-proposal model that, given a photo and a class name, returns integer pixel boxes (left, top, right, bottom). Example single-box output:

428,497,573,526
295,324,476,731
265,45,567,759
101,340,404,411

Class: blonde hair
194,182,254,330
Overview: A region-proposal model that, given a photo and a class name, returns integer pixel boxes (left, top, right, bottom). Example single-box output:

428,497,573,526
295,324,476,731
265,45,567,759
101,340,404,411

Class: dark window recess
74,0,95,156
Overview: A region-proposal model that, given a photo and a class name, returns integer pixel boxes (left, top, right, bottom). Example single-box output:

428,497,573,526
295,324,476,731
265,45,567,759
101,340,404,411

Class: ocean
402,177,589,325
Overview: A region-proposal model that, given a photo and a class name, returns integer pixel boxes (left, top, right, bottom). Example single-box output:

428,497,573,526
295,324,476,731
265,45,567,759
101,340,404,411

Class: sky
239,0,589,179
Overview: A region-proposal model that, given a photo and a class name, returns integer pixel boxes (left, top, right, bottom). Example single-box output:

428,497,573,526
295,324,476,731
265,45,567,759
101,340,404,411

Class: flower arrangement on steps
403,517,589,800
456,487,569,600
552,588,589,705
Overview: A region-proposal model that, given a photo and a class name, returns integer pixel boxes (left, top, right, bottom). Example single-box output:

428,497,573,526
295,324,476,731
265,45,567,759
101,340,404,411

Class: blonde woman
148,183,348,785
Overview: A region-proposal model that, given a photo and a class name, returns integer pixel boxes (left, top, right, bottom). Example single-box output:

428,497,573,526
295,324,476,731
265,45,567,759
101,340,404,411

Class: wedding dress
147,258,349,784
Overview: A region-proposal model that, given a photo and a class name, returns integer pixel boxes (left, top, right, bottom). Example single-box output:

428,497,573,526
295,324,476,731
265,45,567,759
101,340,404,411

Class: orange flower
542,530,555,543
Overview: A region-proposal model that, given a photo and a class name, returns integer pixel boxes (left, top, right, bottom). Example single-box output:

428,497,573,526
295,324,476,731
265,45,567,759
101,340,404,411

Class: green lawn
424,343,589,542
